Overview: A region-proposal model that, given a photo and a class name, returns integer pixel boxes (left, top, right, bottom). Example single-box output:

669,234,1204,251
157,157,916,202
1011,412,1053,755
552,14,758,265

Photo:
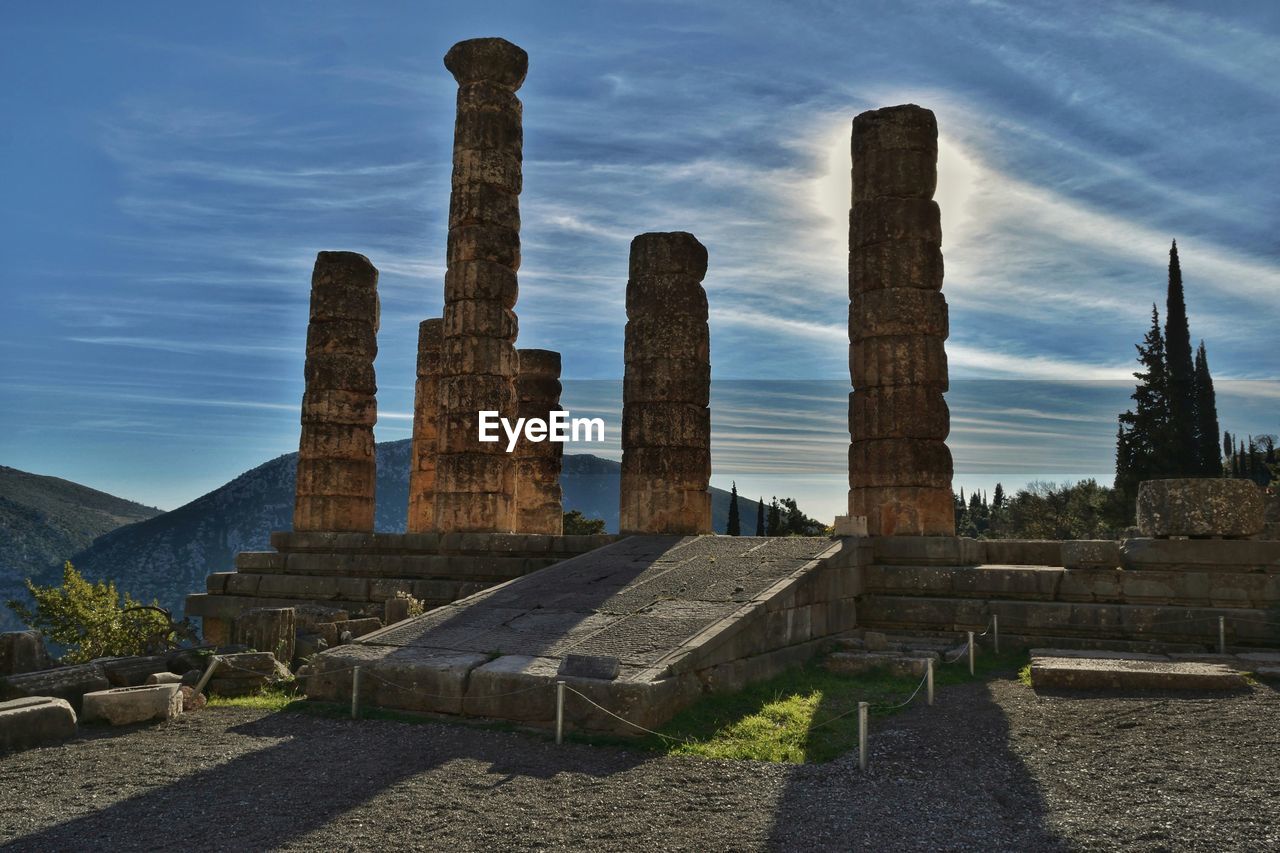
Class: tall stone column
407,318,443,533
620,232,712,535
435,37,527,533
294,251,379,532
514,349,564,534
847,105,954,536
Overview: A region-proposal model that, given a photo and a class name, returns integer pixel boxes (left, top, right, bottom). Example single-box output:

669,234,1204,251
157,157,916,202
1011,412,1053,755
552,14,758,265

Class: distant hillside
0,466,162,631
54,442,762,623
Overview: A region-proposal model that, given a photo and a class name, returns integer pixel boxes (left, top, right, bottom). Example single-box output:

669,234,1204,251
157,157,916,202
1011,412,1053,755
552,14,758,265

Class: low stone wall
187,532,616,645
857,536,1280,647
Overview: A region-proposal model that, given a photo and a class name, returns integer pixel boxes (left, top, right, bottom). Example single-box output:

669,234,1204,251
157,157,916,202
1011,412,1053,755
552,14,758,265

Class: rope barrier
560,685,684,743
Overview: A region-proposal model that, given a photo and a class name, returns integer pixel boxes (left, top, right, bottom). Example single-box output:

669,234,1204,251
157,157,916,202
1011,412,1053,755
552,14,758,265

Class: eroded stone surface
407,319,444,533
81,684,183,726
0,696,76,753
847,105,953,536
1030,655,1247,691
295,251,380,532
435,38,528,534
1137,478,1265,538
620,233,712,535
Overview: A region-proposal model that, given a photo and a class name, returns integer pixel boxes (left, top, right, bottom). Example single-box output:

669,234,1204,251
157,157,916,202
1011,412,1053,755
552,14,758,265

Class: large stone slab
0,662,110,712
0,697,77,753
1137,478,1265,538
1030,655,1248,691
1120,538,1280,572
81,684,183,725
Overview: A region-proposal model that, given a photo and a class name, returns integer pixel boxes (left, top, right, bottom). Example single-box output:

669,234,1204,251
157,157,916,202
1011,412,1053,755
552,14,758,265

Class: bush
562,509,606,535
6,562,172,663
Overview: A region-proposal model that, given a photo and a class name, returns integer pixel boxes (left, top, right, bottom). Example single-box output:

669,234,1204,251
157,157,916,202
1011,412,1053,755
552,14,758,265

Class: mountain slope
0,466,162,630
61,442,763,622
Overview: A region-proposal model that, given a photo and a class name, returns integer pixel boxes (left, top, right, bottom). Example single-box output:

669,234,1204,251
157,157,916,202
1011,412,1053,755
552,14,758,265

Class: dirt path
1,679,1276,851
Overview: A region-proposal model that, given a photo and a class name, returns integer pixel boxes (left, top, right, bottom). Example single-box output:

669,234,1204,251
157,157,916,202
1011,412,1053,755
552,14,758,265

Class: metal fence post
351,666,361,720
556,680,565,745
1219,616,1226,655
926,657,934,706
193,655,220,696
857,701,869,772
993,614,1000,654
968,631,975,676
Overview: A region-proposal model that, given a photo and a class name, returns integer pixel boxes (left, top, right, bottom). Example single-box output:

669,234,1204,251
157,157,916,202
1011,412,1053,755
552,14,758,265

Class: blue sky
1,1,1277,522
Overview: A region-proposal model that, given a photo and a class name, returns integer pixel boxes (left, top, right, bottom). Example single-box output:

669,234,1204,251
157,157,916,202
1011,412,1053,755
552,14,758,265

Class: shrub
6,562,173,663
562,509,606,535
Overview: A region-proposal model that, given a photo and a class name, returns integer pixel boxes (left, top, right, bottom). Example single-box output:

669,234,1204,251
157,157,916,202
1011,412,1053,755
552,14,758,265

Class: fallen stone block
558,654,620,681
1030,656,1247,691
1252,667,1280,682
145,672,184,685
81,684,183,725
1030,648,1169,662
100,655,174,687
0,631,53,676
178,685,207,712
0,697,77,753
206,652,291,697
0,662,110,712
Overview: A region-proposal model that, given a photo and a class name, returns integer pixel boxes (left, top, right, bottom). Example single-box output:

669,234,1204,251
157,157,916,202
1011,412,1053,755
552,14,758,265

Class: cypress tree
1164,241,1198,470
1223,430,1232,463
727,482,741,536
1193,341,1221,475
756,497,765,536
992,483,1005,509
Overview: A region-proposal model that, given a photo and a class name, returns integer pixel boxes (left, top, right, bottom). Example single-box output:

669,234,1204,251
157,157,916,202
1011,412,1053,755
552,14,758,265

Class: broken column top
851,104,937,201
314,250,378,282
444,37,528,89
517,348,560,377
628,232,708,278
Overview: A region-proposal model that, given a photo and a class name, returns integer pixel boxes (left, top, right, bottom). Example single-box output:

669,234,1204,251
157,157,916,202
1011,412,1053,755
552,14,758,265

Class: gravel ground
1,678,1276,852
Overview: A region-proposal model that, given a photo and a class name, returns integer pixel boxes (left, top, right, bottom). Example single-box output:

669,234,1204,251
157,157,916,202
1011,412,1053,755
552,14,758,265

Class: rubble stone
0,697,77,753
81,684,183,725
0,631,52,676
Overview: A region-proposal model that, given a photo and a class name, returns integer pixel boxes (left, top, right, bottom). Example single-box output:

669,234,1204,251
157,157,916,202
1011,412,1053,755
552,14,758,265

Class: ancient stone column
514,349,564,534
407,318,443,533
620,232,712,535
294,251,379,532
847,105,954,536
435,37,527,533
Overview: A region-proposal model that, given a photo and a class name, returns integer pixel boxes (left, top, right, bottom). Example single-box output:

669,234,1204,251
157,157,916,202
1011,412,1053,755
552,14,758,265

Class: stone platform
186,532,616,644
306,535,861,734
1029,654,1249,691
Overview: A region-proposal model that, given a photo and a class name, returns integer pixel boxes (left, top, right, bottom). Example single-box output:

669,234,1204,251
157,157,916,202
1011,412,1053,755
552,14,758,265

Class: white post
351,666,361,720
993,614,1000,654
968,631,975,676
556,680,565,745
1218,616,1226,655
857,701,869,772
926,657,934,706
193,655,220,695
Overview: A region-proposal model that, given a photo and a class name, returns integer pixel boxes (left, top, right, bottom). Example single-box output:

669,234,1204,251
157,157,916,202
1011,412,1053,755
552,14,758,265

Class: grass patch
206,688,302,712
634,649,1028,764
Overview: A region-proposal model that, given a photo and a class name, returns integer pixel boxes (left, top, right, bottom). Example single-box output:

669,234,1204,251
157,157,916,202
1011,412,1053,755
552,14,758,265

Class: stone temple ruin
184,37,1279,735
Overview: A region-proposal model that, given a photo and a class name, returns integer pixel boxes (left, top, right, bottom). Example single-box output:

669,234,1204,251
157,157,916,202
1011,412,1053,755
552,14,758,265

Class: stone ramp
306,535,861,733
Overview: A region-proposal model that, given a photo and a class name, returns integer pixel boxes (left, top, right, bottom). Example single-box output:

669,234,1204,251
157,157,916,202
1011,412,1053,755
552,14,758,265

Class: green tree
1193,341,1221,475
7,562,171,664
1116,305,1172,511
992,483,1005,510
726,482,741,536
766,498,782,537
562,509,606,535
988,480,1126,540
756,497,766,536
776,497,825,536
